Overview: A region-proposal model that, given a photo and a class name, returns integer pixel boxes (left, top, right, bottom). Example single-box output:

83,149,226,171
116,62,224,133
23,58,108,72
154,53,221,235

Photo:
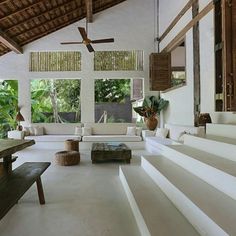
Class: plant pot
145,117,158,130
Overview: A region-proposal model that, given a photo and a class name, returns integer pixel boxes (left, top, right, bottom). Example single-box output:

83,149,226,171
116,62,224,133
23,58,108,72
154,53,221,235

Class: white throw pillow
178,131,186,142
23,127,30,136
155,128,169,138
28,127,35,136
82,127,92,136
136,127,142,136
126,126,136,136
34,126,44,136
75,126,82,136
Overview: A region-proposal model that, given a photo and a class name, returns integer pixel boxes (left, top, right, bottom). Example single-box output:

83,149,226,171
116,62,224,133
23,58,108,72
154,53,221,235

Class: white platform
206,123,236,139
141,156,236,236
119,166,199,236
120,123,236,236
183,134,236,162
27,141,145,150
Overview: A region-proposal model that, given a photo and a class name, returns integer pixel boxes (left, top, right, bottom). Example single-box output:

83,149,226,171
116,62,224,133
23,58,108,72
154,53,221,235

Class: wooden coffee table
91,143,131,164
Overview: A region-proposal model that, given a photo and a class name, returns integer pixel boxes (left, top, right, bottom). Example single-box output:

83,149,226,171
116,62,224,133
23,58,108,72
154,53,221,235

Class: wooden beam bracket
0,29,23,54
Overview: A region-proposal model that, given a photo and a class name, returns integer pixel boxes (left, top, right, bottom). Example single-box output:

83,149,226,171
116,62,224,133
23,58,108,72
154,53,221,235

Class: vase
145,117,158,130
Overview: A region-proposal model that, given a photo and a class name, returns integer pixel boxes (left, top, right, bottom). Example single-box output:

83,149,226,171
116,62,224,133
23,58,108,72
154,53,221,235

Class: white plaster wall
0,0,157,124
161,31,194,126
159,0,236,126
171,47,185,67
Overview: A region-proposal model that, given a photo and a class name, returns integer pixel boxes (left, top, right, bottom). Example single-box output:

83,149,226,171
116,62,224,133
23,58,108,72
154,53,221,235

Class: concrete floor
0,148,149,236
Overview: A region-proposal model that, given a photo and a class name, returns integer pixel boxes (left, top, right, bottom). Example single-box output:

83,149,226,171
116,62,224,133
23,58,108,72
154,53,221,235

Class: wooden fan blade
86,44,94,52
91,38,114,44
78,27,88,40
61,42,83,44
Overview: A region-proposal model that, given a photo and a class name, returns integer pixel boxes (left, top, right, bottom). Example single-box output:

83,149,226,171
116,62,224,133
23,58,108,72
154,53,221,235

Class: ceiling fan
60,20,114,52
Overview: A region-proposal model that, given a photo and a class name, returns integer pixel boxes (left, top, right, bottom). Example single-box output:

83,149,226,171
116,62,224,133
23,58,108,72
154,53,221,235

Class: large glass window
0,80,18,138
31,79,81,123
95,78,143,123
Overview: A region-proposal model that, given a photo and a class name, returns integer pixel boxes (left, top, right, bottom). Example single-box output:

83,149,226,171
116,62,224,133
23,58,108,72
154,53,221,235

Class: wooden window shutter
149,53,171,91
131,79,143,100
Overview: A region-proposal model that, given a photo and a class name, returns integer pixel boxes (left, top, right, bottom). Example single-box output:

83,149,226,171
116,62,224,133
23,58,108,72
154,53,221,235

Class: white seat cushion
25,135,81,142
82,135,142,142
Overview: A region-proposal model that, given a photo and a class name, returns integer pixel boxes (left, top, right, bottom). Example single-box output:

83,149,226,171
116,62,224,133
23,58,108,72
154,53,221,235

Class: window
29,51,81,72
95,79,142,123
171,68,186,87
170,41,186,87
0,80,18,138
94,50,143,71
31,79,81,123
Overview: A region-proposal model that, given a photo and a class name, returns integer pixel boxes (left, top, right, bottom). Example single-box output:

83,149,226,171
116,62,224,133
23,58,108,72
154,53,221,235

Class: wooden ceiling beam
5,0,77,33
0,0,10,5
0,0,45,21
85,0,93,23
0,28,23,53
14,8,83,38
21,15,84,46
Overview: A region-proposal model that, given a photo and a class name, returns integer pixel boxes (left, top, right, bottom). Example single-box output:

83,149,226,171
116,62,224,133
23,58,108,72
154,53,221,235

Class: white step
161,144,236,200
184,134,236,162
119,166,200,236
206,123,236,139
142,156,236,236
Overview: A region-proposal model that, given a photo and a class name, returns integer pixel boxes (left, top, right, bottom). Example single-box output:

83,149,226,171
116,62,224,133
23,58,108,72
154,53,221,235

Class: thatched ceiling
0,0,126,56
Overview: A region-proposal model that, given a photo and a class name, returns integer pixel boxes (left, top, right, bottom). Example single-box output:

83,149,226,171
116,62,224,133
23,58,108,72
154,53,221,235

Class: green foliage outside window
31,79,81,123
0,80,18,138
95,79,130,103
95,79,132,123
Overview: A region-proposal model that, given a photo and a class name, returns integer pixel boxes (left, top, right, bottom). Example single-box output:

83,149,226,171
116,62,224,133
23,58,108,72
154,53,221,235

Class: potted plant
133,96,169,130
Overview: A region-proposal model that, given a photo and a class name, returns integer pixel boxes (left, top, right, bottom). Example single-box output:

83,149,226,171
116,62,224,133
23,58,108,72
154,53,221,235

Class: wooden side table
65,139,79,151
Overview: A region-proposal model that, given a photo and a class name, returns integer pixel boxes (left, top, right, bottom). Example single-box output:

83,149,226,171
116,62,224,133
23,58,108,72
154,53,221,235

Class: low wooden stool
55,151,80,166
65,139,79,151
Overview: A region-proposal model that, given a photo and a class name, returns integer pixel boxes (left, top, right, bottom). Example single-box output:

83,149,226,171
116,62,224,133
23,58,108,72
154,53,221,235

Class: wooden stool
55,151,80,166
65,139,79,151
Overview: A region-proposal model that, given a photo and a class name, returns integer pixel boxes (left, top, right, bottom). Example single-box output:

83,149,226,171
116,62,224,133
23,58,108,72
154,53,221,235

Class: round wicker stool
55,151,80,166
65,139,79,151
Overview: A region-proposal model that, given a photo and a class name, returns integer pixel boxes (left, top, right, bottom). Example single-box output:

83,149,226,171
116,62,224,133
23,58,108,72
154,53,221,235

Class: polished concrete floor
0,148,149,236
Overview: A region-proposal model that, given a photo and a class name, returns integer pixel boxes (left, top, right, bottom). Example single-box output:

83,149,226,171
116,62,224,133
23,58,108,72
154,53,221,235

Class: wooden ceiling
0,0,126,56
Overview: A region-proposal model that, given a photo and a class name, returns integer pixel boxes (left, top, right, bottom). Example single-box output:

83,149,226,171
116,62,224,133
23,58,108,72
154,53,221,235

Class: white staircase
119,124,236,236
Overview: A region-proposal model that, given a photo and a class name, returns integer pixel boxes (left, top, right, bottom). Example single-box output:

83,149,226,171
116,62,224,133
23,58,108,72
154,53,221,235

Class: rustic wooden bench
0,162,51,220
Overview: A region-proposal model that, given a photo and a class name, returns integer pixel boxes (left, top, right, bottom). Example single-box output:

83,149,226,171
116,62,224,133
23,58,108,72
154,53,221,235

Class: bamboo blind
29,51,81,72
94,50,143,71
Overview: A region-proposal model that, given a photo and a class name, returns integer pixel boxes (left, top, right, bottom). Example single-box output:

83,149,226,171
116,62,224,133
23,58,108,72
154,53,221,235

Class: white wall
0,0,157,124
159,0,236,125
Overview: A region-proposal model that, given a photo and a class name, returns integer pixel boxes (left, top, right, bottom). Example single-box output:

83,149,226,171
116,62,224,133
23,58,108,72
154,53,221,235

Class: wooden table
0,139,35,175
91,143,132,164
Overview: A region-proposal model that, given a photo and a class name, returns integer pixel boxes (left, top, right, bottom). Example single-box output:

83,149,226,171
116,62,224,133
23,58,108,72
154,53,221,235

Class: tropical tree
0,80,18,138
31,79,81,123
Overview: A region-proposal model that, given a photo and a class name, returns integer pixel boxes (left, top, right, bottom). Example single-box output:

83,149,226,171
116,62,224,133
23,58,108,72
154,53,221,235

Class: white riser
141,157,231,236
119,167,151,236
160,144,236,201
184,135,236,162
206,123,236,139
